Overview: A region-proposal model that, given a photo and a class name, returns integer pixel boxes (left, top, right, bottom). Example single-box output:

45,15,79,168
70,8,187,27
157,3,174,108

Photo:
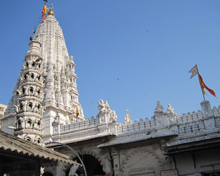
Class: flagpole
197,66,205,101
189,64,216,100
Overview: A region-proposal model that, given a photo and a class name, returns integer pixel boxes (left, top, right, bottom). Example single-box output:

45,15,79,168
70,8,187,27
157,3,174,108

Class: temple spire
2,4,84,143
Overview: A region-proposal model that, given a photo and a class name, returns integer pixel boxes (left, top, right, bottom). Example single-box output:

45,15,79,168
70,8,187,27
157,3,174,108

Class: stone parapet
52,100,220,145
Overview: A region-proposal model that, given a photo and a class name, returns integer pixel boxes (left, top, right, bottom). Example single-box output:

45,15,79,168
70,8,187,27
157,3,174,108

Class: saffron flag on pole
198,73,216,97
76,107,79,117
189,64,216,98
42,5,49,21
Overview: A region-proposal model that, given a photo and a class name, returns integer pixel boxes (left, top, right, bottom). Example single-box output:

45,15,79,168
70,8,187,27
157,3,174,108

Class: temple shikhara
1,3,220,176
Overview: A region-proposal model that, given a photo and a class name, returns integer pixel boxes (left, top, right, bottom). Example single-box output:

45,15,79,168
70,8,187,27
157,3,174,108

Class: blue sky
0,0,220,123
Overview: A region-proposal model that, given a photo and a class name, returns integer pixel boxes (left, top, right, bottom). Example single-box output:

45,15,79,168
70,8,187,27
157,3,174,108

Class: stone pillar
201,100,216,131
201,100,213,119
110,148,121,176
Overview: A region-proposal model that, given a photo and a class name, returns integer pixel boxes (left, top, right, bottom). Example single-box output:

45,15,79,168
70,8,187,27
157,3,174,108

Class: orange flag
42,5,49,21
76,107,79,116
198,73,216,97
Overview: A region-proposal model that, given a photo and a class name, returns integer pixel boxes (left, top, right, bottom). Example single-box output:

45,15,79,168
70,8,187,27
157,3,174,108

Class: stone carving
17,117,24,129
53,111,62,125
97,100,118,123
154,100,164,114
40,167,44,176
166,104,174,114
21,100,27,112
97,99,105,112
109,110,117,123
68,163,79,176
121,148,163,176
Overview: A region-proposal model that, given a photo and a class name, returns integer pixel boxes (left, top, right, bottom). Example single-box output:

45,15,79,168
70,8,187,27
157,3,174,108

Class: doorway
66,154,106,176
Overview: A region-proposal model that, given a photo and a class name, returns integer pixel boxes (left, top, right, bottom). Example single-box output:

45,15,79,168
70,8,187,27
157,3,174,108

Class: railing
60,117,99,133
57,106,220,136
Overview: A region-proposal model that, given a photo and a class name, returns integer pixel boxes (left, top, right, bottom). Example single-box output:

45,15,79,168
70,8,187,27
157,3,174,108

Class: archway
66,154,106,176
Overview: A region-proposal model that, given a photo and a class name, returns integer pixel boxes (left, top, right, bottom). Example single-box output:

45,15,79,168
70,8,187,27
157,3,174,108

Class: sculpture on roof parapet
97,99,117,124
154,100,164,114
166,104,174,114
97,99,105,112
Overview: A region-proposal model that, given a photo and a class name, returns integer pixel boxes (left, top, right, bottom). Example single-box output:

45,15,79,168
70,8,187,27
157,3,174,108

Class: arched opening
17,120,22,129
32,62,36,67
30,87,34,93
26,136,31,141
37,88,41,95
29,102,33,109
22,87,26,94
37,120,41,128
37,138,42,145
20,102,23,110
66,154,105,176
27,119,32,128
31,73,35,79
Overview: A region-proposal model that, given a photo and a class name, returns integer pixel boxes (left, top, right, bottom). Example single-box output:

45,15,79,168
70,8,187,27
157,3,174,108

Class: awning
0,130,82,167
165,138,220,155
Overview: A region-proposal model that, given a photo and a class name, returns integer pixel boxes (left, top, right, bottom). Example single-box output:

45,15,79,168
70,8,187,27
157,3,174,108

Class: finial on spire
48,8,54,16
48,3,54,16
126,109,130,120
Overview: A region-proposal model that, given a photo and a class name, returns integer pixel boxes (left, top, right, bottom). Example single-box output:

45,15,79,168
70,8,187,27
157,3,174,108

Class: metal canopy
0,130,82,176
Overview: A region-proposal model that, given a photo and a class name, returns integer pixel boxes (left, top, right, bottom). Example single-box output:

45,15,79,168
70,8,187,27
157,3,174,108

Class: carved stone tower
1,8,84,143
13,40,44,146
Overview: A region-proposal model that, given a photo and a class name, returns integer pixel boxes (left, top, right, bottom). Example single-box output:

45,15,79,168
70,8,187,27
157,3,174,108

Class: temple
1,4,220,176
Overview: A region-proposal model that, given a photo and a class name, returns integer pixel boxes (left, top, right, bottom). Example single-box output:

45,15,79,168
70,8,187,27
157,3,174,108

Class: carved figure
97,99,105,112
110,110,117,123
105,101,110,111
20,101,27,112
68,164,79,176
17,117,24,129
166,104,174,114
154,100,164,114
23,85,27,95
